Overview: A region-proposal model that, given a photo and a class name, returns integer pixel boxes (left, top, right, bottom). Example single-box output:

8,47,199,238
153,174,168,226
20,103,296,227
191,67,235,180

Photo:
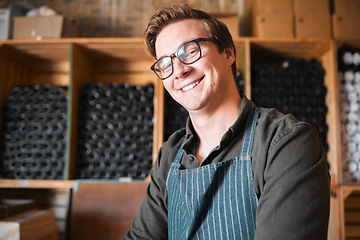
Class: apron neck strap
173,103,259,164
240,102,259,156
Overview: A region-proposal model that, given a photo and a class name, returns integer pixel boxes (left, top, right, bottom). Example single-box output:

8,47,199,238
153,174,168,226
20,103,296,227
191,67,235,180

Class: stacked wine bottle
75,82,154,180
251,56,329,153
338,50,360,181
1,85,68,179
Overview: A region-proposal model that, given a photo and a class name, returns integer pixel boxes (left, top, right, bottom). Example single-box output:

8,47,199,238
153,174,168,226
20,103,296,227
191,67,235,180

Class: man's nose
172,57,191,78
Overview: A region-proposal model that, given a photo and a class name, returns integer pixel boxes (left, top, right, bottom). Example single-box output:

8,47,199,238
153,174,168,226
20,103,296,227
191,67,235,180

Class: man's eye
186,49,198,57
159,58,172,70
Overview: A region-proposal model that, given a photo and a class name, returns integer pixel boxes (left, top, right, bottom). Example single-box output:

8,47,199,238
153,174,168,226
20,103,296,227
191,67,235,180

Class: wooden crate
244,38,340,185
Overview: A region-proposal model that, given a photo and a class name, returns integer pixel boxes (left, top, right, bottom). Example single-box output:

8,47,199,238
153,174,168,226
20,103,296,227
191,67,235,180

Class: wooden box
13,16,79,40
332,14,360,39
293,0,331,38
252,14,294,38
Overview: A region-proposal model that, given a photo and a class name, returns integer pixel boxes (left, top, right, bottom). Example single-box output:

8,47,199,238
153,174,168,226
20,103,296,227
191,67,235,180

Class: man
124,4,330,240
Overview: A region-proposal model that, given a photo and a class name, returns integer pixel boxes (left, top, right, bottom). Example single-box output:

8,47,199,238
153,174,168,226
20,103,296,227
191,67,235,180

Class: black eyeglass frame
150,38,217,80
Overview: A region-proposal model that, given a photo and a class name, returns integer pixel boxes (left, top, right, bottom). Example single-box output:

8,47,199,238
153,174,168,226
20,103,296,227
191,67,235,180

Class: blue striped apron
166,104,259,240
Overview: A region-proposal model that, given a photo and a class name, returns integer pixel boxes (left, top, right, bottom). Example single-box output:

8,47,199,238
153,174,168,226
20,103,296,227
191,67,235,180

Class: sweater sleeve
123,146,169,240
254,120,330,240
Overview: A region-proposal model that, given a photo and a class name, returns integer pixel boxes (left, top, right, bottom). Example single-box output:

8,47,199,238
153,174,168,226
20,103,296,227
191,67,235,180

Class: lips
180,77,204,92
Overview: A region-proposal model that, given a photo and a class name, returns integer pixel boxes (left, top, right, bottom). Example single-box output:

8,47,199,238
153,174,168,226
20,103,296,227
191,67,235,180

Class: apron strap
240,103,259,156
172,103,259,164
173,137,186,164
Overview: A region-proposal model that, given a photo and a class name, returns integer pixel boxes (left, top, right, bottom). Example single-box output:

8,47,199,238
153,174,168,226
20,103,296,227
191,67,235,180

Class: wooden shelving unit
0,37,359,239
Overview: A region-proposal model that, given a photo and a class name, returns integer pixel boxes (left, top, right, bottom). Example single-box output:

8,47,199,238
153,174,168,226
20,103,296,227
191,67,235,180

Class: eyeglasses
151,38,217,80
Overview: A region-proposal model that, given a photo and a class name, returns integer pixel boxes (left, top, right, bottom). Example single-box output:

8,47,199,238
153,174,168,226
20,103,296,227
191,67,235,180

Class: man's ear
225,47,233,58
224,47,235,63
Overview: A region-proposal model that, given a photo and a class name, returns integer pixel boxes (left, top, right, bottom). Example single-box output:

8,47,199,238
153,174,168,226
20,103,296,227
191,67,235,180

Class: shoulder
153,128,186,173
252,106,326,182
256,107,320,150
252,106,328,195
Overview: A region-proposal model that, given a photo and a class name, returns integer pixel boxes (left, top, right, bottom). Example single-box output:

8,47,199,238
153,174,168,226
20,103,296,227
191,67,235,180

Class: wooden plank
341,188,360,239
346,225,360,238
250,38,330,60
0,180,74,189
328,187,341,240
340,186,347,240
1,209,59,240
243,39,252,99
69,182,148,240
345,211,360,223
93,73,157,85
0,222,19,239
94,60,154,73
8,43,70,62
153,72,165,159
0,188,71,239
28,61,70,72
28,74,69,87
344,190,360,237
320,39,341,185
345,198,360,209
74,41,153,61
67,43,94,179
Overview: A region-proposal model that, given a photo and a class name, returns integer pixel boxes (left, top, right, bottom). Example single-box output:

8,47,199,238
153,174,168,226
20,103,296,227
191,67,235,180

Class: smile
182,79,202,92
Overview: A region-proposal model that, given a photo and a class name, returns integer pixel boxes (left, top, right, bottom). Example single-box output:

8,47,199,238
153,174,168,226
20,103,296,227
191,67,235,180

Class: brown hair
144,4,237,78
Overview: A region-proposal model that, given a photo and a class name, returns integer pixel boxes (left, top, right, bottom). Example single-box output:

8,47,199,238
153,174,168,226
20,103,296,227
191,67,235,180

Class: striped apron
166,104,259,240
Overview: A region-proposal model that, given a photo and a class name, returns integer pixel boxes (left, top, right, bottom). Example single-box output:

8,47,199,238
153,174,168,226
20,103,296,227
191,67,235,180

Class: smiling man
124,4,330,240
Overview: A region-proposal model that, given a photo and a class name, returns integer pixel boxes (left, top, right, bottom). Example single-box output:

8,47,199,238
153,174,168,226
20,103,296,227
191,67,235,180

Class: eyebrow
156,39,195,60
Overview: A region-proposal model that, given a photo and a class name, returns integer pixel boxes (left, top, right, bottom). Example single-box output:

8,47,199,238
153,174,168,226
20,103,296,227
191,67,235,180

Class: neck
189,94,241,165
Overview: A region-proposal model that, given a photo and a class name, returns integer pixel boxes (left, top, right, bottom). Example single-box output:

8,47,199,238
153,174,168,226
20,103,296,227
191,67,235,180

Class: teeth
182,80,200,92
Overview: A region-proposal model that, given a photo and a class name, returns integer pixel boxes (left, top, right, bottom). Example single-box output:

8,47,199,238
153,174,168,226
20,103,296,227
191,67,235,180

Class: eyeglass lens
154,41,201,79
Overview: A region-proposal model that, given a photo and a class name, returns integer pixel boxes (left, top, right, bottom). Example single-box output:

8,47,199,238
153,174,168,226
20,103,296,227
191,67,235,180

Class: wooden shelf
0,179,75,189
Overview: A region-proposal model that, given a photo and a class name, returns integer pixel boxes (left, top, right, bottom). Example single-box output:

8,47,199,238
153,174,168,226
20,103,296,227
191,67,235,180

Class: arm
123,147,169,240
254,121,330,240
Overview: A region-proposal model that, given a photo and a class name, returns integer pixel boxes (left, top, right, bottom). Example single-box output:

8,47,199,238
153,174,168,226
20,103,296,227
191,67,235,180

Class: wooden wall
10,0,240,37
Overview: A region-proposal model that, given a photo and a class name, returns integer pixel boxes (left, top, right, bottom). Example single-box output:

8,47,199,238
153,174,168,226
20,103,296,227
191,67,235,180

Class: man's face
155,19,235,115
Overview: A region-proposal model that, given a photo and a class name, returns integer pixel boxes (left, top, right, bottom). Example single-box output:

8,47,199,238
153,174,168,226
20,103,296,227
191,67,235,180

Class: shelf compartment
247,38,340,185
336,39,360,184
0,42,71,180
67,40,164,180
